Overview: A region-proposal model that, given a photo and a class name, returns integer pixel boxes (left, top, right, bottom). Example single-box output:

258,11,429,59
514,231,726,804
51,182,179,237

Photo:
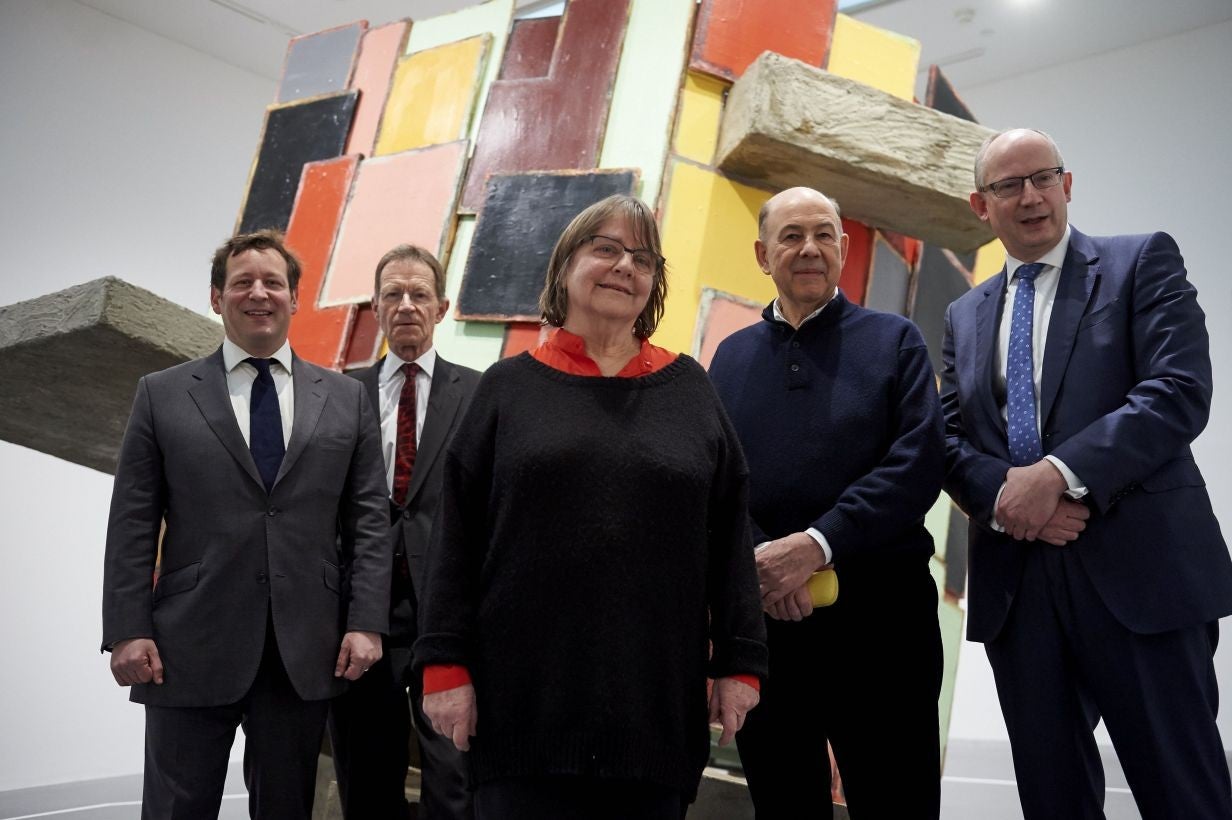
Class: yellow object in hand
807,569,838,607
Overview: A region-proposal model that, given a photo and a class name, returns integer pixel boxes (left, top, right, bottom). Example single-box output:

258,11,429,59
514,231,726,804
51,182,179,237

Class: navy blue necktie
1006,263,1044,466
247,358,285,492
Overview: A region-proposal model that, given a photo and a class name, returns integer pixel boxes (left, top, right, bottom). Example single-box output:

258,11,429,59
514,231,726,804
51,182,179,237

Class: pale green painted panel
437,216,504,371
924,492,952,562
406,0,514,154
598,0,695,208
937,595,965,769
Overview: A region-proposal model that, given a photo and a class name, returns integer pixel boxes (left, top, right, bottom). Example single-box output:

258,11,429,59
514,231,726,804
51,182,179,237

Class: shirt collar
381,345,437,385
1006,225,1072,281
772,288,839,328
222,336,293,374
542,328,656,375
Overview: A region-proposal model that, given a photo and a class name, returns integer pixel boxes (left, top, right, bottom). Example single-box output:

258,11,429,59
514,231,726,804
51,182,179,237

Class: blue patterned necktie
247,357,285,492
1006,263,1044,466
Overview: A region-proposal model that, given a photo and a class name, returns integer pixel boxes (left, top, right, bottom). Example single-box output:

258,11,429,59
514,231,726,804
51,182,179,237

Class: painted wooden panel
285,155,360,369
878,228,921,271
911,244,973,375
864,234,913,316
434,215,506,371
500,17,559,80
924,492,953,563
926,64,976,123
696,289,761,370
937,595,965,763
460,0,632,211
345,21,410,157
827,13,920,102
839,218,873,305
236,92,358,235
673,71,728,167
599,0,695,207
456,170,638,322
972,238,1005,285
320,140,468,306
689,0,837,81
944,504,969,600
277,22,366,104
375,35,491,156
343,306,382,369
657,160,774,354
405,0,516,153
501,322,547,359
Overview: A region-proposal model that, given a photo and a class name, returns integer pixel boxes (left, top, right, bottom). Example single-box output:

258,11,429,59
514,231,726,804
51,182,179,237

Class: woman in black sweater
414,195,768,818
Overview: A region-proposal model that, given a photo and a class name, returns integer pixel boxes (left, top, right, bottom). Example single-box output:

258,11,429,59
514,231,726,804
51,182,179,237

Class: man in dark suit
102,230,391,820
942,128,1232,819
327,245,480,819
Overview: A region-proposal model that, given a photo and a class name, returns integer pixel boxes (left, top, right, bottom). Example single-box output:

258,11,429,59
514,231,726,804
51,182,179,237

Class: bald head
759,187,842,240
974,129,1065,190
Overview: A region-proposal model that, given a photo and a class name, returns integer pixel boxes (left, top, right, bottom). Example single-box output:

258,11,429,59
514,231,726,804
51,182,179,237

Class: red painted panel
460,0,631,211
285,155,360,369
839,218,873,306
501,322,547,359
499,17,560,81
690,0,838,81
343,307,382,369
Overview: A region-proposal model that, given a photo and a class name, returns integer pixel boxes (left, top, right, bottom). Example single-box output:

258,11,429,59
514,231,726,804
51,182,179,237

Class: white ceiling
76,0,1232,102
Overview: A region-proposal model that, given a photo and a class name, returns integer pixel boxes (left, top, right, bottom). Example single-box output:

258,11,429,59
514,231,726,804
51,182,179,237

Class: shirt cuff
729,673,761,692
423,664,472,695
990,483,1007,532
1044,455,1089,499
804,527,833,565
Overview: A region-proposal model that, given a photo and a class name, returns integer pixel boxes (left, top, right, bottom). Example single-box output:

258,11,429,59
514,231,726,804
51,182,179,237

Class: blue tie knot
1016,262,1044,282
247,357,275,382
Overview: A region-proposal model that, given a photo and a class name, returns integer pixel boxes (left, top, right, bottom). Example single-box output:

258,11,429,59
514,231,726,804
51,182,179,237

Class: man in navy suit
327,245,480,819
942,128,1232,819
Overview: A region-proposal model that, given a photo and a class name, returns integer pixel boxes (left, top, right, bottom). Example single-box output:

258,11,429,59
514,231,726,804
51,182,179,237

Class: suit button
256,571,267,584
267,507,277,517
403,510,411,520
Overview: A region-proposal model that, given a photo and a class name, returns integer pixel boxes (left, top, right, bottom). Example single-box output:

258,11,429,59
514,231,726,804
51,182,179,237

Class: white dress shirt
991,226,1088,525
377,346,437,496
221,337,294,448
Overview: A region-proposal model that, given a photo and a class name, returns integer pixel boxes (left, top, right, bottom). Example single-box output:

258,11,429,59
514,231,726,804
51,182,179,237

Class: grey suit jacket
101,347,391,706
355,354,480,683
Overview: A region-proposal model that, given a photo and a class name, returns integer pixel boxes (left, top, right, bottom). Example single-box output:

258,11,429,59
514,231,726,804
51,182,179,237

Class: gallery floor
0,740,1154,819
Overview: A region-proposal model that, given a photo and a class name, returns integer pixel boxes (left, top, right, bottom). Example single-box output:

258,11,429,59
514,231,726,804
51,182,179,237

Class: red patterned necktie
391,362,419,506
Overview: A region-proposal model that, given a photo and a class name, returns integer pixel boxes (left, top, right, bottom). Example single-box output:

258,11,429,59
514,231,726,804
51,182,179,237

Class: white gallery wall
1,0,1230,791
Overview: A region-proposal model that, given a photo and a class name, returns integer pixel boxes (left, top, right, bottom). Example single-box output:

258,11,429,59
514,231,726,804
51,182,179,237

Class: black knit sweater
414,353,768,799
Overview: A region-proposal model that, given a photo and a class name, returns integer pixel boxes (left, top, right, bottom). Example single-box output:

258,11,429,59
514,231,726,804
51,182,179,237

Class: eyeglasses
585,235,663,274
980,167,1065,199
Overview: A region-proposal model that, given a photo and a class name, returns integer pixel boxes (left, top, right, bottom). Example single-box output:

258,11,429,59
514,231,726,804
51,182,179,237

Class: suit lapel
404,358,462,506
187,348,265,490
973,272,1006,439
278,354,327,487
1039,232,1099,428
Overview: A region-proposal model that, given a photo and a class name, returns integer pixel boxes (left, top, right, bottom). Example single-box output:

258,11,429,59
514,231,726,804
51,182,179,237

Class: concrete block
0,277,222,474
715,52,996,253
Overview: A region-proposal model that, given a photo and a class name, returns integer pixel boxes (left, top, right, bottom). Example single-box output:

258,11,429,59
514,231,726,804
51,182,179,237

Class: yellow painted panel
972,237,1006,285
600,0,695,207
375,35,491,156
827,13,920,102
672,72,730,167
657,161,775,354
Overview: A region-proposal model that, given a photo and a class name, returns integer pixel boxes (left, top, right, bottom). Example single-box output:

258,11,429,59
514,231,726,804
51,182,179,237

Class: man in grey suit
102,230,391,820
327,245,480,819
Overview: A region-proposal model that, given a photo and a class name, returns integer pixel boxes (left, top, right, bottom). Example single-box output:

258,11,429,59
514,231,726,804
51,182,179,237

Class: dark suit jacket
101,348,391,706
354,354,480,684
942,228,1232,642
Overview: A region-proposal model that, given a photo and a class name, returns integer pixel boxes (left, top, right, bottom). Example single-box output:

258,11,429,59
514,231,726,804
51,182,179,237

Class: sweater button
790,364,800,372
791,341,800,348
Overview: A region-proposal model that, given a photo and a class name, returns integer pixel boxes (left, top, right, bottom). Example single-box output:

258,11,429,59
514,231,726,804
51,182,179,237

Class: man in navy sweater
710,187,945,819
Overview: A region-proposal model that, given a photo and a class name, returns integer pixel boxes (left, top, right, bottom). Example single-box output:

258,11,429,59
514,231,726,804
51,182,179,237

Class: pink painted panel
320,140,467,306
345,20,411,157
697,291,762,370
460,0,631,211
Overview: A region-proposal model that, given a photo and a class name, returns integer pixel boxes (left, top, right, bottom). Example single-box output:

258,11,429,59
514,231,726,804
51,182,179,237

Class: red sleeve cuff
731,673,761,692
423,664,472,694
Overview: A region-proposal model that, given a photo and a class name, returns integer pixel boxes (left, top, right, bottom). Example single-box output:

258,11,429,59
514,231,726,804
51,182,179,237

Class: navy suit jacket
353,354,480,684
942,227,1232,642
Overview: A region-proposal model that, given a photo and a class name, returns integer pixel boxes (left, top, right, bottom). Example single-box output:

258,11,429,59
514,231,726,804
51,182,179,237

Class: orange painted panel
285,155,360,369
345,20,410,157
320,140,468,306
501,322,547,359
839,218,873,306
690,0,838,81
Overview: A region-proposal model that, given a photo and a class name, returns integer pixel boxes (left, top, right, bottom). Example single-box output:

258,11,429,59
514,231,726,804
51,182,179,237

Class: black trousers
986,544,1232,820
328,650,473,819
736,561,943,819
473,775,683,820
142,623,329,820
